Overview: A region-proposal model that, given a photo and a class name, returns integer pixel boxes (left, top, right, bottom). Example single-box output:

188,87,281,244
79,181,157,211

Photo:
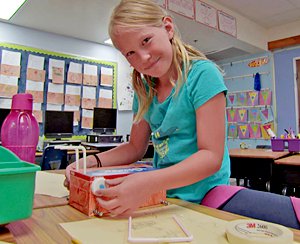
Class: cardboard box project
69,164,166,216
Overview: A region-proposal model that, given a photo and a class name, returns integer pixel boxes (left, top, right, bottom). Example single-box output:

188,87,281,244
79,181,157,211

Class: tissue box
69,164,166,216
0,146,40,224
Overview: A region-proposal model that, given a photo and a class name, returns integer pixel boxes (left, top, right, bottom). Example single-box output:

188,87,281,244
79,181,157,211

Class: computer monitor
93,107,117,134
0,108,11,140
44,110,74,140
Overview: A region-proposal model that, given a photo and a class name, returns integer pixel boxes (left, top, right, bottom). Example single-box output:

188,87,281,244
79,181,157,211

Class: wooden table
1,169,300,243
274,154,300,196
229,148,291,192
35,148,100,157
229,148,290,159
2,199,300,243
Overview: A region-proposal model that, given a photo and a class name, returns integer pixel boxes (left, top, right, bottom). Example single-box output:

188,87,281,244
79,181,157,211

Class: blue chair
41,146,68,170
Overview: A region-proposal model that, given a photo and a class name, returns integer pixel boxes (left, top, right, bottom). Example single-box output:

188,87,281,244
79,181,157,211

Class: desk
229,148,290,191
35,149,100,157
81,141,123,149
82,142,155,159
2,198,300,243
274,154,300,196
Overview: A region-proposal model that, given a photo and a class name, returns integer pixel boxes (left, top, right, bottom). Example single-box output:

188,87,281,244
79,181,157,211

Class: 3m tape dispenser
226,219,293,244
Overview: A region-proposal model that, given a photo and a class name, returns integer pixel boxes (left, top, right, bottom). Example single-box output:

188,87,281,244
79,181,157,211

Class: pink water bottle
1,93,39,164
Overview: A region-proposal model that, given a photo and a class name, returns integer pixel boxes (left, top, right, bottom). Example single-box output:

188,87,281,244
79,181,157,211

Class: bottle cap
11,93,33,111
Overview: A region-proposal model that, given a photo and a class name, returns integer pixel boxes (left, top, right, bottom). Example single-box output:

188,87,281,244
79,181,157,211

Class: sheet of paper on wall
81,109,93,129
82,86,96,109
1,50,21,66
65,84,81,107
0,98,12,109
52,66,64,84
83,63,98,86
98,89,112,108
26,80,44,103
47,82,64,105
65,104,80,125
67,62,82,84
168,0,194,19
26,54,46,83
195,1,218,29
60,204,230,244
100,66,113,87
33,103,43,123
0,75,18,98
48,58,65,81
35,171,69,198
46,104,62,111
0,50,21,78
118,71,133,111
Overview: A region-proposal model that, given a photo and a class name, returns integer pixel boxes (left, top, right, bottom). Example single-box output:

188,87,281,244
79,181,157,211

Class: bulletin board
221,55,275,142
0,42,117,136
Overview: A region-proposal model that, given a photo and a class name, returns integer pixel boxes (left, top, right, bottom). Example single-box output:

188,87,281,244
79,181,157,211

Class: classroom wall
273,45,300,135
0,21,133,137
218,51,275,149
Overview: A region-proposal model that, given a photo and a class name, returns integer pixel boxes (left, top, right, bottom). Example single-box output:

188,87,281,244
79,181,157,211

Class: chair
41,146,68,170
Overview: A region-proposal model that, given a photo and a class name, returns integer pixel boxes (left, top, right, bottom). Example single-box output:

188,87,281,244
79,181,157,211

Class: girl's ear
162,16,174,40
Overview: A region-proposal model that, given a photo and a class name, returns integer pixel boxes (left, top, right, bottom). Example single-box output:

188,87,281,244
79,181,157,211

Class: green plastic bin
0,146,40,225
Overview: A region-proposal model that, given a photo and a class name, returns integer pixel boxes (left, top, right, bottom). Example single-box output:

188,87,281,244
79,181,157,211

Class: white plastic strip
54,145,87,174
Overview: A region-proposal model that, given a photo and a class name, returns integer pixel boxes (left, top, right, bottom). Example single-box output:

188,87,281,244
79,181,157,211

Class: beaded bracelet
93,154,102,167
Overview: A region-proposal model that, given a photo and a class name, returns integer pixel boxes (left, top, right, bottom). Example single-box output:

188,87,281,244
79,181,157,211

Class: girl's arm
97,92,227,215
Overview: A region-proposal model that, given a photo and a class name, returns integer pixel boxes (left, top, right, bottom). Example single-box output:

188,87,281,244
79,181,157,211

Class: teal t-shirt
133,60,230,203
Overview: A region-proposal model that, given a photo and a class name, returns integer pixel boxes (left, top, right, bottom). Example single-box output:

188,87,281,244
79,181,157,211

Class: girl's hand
94,173,155,217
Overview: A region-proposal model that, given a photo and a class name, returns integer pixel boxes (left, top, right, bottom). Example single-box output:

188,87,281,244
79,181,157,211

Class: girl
65,0,230,216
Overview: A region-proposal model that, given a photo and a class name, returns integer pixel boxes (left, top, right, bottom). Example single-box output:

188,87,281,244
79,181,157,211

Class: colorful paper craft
259,89,272,105
226,108,237,123
238,124,249,139
237,92,247,106
261,122,275,139
226,93,237,106
249,123,262,139
227,123,238,138
247,91,259,106
260,107,274,124
248,108,261,122
237,108,248,123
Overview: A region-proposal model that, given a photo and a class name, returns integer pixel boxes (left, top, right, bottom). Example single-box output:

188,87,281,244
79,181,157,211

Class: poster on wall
118,68,134,111
67,62,82,84
0,50,21,98
195,1,218,29
167,0,194,19
48,58,65,83
218,10,237,37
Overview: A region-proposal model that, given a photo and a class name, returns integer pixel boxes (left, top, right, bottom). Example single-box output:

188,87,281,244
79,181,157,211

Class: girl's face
112,17,174,80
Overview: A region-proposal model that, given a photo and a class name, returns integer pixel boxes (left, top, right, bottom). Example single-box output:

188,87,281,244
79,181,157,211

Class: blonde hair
109,0,207,122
